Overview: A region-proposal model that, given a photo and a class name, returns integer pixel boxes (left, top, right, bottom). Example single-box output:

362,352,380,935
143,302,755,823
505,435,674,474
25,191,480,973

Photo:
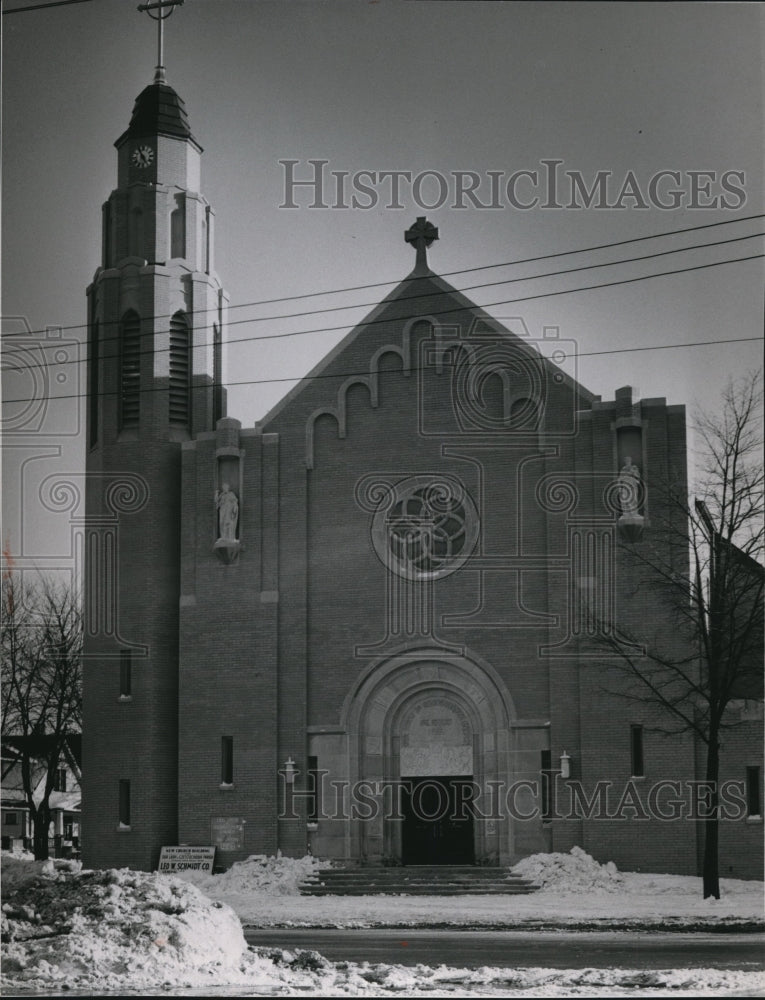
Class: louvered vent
119,312,140,430
169,313,191,428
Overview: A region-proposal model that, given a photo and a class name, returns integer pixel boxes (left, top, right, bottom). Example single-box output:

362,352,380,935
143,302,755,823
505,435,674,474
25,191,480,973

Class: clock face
131,145,154,169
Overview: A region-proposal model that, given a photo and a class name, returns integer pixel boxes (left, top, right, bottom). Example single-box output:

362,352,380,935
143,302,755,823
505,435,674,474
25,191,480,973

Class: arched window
170,195,185,258
119,311,140,430
169,312,191,429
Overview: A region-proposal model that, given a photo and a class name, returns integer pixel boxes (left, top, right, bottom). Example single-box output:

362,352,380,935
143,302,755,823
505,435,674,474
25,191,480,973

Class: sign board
158,845,216,874
210,816,245,851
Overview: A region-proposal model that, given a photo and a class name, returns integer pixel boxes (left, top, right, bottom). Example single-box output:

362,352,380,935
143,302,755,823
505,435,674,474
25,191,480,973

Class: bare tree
1,567,82,860
597,372,763,899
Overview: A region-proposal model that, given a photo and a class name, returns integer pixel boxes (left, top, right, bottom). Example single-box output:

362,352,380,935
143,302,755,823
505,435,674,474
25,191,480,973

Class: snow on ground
2,857,287,991
2,850,763,996
170,848,763,929
176,851,330,897
512,845,624,891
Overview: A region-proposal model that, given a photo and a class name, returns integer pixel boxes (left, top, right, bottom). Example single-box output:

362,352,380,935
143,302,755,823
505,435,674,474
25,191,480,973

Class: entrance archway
342,647,516,865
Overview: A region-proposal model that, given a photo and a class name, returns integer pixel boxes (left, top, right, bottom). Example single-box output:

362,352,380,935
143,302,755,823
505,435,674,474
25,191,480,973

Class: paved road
245,928,765,970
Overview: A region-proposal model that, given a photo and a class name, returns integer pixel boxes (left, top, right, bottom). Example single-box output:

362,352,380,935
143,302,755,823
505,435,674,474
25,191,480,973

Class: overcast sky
2,0,763,568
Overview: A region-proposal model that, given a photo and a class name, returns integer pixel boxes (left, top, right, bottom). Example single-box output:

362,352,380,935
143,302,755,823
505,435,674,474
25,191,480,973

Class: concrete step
309,866,514,876
299,866,539,896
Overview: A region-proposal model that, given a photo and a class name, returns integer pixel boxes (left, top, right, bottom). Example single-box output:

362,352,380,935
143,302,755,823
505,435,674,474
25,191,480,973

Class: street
245,928,765,971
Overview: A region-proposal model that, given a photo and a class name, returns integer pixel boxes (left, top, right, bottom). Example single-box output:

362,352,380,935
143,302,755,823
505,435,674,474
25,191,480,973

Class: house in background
1,735,82,857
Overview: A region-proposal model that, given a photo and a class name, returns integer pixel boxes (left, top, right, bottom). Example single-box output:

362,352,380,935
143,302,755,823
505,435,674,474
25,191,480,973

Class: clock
131,145,155,169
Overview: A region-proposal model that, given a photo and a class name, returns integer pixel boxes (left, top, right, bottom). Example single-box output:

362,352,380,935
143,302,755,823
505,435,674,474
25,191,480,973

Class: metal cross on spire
137,0,184,84
405,217,439,274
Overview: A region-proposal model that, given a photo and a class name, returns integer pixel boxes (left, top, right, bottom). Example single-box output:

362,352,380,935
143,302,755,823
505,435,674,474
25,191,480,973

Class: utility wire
4,251,763,407
11,213,765,340
3,331,762,408
10,235,765,374
2,0,95,14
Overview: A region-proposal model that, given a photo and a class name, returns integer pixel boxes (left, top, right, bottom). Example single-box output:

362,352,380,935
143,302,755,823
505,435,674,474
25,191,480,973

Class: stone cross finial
405,217,439,273
137,0,185,83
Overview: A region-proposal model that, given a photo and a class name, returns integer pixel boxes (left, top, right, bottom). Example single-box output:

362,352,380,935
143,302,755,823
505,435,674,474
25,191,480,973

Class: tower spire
137,0,184,83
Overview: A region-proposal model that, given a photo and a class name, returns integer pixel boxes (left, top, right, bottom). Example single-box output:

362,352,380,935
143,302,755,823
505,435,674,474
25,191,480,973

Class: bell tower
82,1,228,870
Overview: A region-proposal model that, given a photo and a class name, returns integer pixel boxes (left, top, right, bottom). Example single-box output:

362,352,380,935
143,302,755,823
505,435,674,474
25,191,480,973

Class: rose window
371,476,479,580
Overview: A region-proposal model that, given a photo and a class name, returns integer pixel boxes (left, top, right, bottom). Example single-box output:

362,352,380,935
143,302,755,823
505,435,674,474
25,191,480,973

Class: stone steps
299,865,539,896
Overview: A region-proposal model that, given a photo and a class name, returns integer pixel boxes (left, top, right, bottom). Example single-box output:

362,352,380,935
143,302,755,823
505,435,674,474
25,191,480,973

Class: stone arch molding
304,316,437,469
341,647,517,864
342,647,515,741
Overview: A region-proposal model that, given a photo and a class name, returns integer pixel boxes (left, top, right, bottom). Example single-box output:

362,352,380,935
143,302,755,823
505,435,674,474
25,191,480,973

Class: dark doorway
401,776,475,865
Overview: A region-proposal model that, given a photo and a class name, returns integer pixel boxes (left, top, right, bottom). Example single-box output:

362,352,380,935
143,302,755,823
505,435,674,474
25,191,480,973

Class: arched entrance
342,647,516,865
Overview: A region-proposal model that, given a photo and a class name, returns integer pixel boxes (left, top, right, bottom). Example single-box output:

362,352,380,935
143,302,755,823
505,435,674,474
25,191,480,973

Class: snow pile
0,857,297,991
338,964,765,996
1,854,80,895
512,846,624,893
1,846,35,863
172,851,332,896
2,853,763,994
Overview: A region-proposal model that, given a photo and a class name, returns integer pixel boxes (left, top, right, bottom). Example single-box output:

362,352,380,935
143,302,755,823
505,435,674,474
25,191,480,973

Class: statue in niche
216,483,239,541
617,456,641,516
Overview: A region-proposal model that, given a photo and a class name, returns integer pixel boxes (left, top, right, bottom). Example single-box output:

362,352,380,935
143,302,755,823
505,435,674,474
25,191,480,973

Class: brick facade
82,81,763,878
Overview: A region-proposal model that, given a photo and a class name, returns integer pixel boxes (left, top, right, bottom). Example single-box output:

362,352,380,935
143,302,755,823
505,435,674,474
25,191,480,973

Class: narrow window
204,205,212,273
221,736,234,786
630,725,644,777
119,312,140,430
118,779,131,827
120,649,132,697
170,195,186,258
308,755,319,822
102,203,112,268
540,749,552,820
53,768,67,792
213,323,223,425
169,312,191,429
88,320,99,447
129,207,143,258
746,766,761,817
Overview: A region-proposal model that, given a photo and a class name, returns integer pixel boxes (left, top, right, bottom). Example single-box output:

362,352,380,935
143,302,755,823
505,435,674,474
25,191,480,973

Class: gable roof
259,264,598,431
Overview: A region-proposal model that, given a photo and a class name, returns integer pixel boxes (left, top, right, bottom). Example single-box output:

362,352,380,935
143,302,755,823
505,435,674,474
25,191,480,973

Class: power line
11,214,765,340
2,0,96,14
10,237,765,375
7,253,765,402
3,334,762,408
173,230,765,328
217,251,763,346
96,230,765,362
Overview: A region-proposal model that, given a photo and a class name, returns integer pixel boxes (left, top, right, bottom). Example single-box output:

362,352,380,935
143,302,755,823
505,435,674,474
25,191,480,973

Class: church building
81,65,762,880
